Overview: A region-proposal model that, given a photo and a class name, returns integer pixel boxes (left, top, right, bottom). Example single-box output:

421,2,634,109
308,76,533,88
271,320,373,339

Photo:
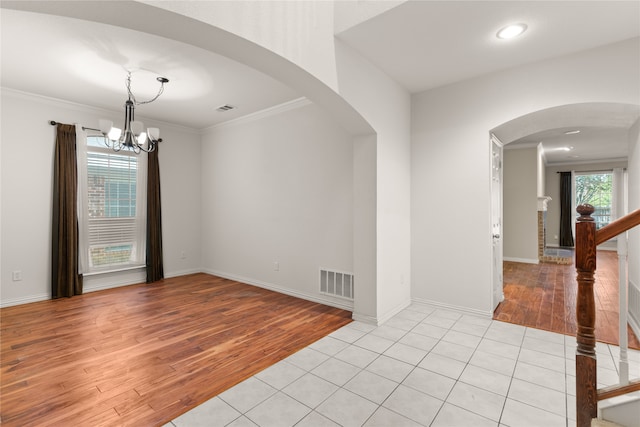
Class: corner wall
200,102,355,310
335,40,412,323
503,147,538,263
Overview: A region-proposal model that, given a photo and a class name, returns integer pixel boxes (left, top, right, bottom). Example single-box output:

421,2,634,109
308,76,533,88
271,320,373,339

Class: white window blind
78,135,147,272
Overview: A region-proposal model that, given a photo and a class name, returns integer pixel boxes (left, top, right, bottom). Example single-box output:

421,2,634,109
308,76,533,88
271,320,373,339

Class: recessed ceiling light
565,130,581,135
496,23,528,39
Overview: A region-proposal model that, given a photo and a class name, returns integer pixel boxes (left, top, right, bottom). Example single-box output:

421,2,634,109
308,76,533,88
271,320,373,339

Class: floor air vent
320,269,354,300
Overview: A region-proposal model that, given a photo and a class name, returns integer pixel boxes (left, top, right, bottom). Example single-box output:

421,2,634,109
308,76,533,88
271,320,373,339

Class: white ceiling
336,1,640,94
2,1,639,164
0,8,300,129
336,0,640,165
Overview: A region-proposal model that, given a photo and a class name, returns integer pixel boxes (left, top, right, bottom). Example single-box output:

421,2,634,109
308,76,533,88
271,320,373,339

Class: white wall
503,147,538,263
335,40,412,323
200,101,355,309
0,89,201,306
412,38,640,315
537,143,545,197
145,0,340,92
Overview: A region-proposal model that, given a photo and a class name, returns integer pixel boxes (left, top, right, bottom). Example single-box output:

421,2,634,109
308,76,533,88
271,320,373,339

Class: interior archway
1,0,374,136
490,102,640,334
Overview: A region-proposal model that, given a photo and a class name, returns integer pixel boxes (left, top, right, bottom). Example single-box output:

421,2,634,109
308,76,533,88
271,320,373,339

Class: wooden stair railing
575,204,640,427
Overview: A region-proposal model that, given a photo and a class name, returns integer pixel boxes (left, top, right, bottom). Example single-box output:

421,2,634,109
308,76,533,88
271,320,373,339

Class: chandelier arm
136,143,156,153
126,71,167,106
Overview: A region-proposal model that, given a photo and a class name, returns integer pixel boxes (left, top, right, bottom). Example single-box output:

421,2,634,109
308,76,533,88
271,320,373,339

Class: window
78,136,147,272
575,171,612,230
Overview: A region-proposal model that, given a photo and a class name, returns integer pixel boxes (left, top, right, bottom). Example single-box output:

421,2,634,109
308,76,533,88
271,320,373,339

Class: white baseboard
164,268,202,279
377,299,412,324
202,268,354,312
351,312,379,325
0,268,202,308
1,293,50,308
352,299,411,326
503,257,539,264
411,297,494,319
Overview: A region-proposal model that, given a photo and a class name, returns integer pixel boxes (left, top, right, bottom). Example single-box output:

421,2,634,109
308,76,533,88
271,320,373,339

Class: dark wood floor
0,274,352,426
494,250,640,349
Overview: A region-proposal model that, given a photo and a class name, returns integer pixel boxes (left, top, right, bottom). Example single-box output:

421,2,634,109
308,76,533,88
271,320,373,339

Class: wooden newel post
575,204,598,426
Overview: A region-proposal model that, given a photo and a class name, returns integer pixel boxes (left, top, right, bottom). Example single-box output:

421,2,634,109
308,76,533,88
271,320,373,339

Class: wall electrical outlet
12,271,22,281
273,262,279,271
180,250,186,259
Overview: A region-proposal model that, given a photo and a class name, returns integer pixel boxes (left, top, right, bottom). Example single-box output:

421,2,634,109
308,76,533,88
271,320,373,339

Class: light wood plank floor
0,273,352,426
494,250,640,349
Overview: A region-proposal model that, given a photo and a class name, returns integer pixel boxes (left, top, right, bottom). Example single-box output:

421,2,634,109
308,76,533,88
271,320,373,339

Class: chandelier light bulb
108,127,122,141
99,119,113,135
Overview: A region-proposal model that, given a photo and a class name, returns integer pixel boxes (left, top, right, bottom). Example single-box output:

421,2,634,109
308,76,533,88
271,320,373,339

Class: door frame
490,133,504,311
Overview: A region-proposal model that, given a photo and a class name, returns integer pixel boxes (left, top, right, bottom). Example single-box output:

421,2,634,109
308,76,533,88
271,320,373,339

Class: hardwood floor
0,274,352,426
494,250,640,350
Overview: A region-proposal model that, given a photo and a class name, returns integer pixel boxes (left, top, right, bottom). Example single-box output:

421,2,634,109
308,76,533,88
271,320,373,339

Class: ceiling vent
216,104,235,112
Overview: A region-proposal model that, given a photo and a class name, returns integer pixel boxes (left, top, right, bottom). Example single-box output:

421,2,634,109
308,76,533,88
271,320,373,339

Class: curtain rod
49,120,99,132
556,169,626,173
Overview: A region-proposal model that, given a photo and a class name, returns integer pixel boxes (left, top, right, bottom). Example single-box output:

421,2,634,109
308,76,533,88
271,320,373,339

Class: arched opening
490,102,640,337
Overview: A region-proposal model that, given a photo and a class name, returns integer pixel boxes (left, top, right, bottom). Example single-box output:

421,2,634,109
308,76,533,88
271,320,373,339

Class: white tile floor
163,304,640,427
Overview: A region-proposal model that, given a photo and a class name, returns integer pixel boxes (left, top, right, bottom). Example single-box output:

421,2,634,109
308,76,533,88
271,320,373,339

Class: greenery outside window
575,171,613,230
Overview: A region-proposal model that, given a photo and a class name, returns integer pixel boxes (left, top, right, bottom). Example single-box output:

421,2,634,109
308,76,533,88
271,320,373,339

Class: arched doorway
489,102,640,336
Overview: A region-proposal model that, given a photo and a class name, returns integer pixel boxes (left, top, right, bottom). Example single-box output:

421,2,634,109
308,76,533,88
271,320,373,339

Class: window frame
77,134,147,275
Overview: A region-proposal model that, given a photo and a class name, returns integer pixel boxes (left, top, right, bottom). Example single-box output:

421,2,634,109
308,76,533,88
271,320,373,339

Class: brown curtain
146,146,164,282
52,124,83,298
559,171,575,247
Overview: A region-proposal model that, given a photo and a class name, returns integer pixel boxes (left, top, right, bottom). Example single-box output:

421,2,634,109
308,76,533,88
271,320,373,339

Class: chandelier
98,72,169,153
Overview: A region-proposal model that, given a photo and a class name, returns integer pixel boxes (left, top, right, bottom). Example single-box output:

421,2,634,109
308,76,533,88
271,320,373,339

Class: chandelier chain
125,71,166,106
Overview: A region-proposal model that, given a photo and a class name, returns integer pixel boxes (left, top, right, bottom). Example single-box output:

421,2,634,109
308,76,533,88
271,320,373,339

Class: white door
491,135,504,310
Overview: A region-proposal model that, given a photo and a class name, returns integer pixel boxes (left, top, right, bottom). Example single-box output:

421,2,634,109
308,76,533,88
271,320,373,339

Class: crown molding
205,97,311,132
547,157,628,167
0,86,200,135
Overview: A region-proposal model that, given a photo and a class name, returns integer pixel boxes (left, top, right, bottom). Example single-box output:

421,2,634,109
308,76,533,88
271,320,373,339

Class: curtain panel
146,146,164,283
559,171,575,247
51,123,83,298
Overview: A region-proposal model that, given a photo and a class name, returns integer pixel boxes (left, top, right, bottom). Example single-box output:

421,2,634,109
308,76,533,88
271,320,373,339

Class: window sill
83,265,145,277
